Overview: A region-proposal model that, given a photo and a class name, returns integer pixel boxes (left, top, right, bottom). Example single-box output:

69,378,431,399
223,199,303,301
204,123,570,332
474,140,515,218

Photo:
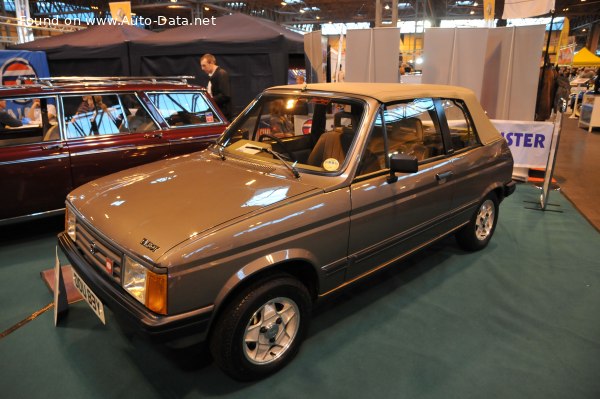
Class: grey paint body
66,83,513,329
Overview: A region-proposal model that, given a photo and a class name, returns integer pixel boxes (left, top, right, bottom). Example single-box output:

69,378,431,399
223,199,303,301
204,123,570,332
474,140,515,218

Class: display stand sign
53,247,69,325
491,119,554,169
539,110,563,211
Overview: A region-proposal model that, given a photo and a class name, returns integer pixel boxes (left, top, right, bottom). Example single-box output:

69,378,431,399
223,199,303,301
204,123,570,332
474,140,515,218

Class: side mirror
387,153,418,183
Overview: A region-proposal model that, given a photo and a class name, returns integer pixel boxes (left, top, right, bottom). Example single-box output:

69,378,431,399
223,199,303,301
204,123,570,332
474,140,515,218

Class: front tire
209,275,311,381
455,192,499,251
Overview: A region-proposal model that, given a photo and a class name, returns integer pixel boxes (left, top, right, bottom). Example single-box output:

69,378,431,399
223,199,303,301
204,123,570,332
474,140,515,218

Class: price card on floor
53,246,68,326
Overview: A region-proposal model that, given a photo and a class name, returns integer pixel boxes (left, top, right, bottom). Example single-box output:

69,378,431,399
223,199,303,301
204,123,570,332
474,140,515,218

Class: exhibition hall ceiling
125,0,600,25
27,0,600,32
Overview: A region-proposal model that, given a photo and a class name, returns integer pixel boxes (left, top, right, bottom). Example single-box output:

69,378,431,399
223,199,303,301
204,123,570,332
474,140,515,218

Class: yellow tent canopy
572,47,600,66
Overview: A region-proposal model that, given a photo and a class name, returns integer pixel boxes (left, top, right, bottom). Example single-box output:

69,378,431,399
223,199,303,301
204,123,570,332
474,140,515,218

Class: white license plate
72,269,106,325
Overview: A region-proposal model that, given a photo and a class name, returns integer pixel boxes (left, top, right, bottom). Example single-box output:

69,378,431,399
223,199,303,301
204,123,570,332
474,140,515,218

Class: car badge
89,241,98,254
105,257,113,274
140,238,160,252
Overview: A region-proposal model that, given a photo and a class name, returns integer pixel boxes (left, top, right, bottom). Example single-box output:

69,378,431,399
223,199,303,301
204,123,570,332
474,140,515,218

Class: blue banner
0,50,50,119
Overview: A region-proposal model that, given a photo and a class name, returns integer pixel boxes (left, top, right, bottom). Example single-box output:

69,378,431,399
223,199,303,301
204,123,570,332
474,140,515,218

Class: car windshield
216,93,365,174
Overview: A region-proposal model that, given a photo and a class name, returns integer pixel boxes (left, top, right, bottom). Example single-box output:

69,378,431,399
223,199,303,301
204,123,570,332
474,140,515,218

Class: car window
0,96,55,147
357,98,444,176
63,94,124,139
219,94,364,174
62,94,158,139
115,94,159,134
146,91,223,127
442,99,480,151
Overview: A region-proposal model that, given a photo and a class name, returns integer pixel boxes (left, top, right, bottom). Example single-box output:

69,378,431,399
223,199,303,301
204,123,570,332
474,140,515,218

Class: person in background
269,99,293,137
27,98,57,125
200,54,232,120
579,67,595,79
0,100,23,128
594,67,600,94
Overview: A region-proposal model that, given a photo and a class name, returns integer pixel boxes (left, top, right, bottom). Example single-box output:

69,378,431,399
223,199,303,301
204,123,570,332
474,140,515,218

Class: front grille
74,219,123,284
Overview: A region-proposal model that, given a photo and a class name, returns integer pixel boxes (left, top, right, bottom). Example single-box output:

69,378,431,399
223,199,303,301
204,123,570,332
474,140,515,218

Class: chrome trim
69,143,170,157
166,122,226,130
168,135,220,144
0,153,69,166
0,208,64,226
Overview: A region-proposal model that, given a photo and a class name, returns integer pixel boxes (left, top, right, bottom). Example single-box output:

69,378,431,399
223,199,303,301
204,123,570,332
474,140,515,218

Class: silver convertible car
58,83,515,380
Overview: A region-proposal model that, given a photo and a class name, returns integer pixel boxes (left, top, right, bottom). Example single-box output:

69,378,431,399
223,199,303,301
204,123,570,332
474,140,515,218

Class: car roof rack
34,76,196,87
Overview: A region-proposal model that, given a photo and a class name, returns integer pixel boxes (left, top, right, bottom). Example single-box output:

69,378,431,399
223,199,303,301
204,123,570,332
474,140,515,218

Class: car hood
69,152,320,263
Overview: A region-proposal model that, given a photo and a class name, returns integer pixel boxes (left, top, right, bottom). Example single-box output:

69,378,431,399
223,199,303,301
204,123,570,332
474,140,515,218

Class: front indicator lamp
123,256,167,315
66,206,77,241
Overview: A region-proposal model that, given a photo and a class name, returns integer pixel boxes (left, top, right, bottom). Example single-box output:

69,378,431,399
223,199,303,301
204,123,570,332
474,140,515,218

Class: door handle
41,143,64,150
144,132,163,139
436,171,454,182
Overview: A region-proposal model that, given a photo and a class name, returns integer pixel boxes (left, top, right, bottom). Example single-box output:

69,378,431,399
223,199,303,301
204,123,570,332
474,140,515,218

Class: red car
0,77,227,224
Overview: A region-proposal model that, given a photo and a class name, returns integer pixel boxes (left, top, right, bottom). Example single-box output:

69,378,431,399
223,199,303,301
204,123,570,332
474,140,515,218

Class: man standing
200,54,232,120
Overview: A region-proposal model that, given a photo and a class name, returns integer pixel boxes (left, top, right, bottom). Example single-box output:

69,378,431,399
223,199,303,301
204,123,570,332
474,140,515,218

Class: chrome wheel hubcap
243,297,300,365
475,199,495,241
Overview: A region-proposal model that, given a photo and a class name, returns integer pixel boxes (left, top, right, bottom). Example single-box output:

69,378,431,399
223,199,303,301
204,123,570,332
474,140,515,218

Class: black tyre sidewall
456,192,499,251
210,276,311,381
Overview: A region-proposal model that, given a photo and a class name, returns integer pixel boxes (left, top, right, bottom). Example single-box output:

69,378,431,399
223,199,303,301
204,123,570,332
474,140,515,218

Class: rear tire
455,192,499,251
209,274,311,381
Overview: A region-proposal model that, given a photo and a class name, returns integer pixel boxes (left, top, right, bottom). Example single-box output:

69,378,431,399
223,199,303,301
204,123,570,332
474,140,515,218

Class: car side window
357,98,444,176
0,97,48,147
442,99,480,151
116,94,158,134
63,94,125,139
146,92,223,127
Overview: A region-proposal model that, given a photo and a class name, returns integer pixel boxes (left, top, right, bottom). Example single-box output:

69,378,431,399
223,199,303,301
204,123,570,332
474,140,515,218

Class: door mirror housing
387,153,418,183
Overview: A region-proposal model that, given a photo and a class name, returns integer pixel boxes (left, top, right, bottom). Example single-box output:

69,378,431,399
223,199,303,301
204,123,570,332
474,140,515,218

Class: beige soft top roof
270,83,501,145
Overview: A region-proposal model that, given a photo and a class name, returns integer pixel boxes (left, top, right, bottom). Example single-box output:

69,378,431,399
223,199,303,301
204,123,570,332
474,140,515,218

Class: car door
346,99,456,280
144,91,226,156
438,98,494,214
0,95,71,222
62,93,170,187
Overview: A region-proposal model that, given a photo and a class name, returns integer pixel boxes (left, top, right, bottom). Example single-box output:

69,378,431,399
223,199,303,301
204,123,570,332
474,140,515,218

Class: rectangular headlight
123,255,167,315
65,206,77,241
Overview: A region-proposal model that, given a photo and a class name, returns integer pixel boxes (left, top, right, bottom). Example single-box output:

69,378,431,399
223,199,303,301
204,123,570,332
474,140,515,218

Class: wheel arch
207,250,320,338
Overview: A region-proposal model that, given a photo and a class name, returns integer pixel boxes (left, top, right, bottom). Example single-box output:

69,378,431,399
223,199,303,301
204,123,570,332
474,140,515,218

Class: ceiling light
385,4,390,10
281,1,287,5
473,2,478,6
316,16,320,19
300,9,305,13
470,10,475,14
204,6,209,10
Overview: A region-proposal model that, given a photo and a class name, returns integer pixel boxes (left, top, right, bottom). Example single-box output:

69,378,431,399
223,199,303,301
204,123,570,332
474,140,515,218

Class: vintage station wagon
0,76,226,225
59,83,515,380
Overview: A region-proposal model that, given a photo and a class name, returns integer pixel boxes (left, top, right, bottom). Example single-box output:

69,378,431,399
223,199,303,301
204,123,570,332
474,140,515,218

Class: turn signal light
146,271,167,315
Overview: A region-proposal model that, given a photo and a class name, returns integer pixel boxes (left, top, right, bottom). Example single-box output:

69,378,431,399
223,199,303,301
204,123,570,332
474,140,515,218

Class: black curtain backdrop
129,13,305,117
10,14,305,118
9,25,154,76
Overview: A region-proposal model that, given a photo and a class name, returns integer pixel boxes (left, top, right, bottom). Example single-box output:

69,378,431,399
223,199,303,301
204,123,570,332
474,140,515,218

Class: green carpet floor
1,184,599,398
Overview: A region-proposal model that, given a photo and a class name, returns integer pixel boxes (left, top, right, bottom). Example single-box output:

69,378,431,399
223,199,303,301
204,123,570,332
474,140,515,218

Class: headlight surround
122,255,167,315
65,206,77,242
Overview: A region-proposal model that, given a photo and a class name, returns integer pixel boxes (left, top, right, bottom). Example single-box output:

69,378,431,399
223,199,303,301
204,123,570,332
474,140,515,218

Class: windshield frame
216,90,369,177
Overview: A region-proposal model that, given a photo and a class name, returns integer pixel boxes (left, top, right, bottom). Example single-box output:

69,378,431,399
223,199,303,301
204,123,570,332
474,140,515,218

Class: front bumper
58,232,213,343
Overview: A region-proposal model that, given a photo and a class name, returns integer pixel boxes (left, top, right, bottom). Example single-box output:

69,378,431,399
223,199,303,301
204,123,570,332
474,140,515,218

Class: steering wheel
259,133,297,162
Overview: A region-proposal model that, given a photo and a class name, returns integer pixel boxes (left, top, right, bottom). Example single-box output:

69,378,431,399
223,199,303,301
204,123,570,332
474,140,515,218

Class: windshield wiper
210,141,227,160
246,145,300,179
